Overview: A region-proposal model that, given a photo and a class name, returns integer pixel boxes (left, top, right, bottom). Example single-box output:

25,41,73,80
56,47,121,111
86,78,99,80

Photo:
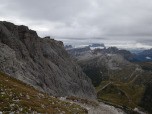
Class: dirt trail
59,97,126,114
129,68,143,83
97,82,111,93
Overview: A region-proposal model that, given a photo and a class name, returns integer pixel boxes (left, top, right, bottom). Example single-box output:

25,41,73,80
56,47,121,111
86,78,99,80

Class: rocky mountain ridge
65,44,139,62
99,47,140,62
65,43,105,56
0,21,96,101
76,49,141,86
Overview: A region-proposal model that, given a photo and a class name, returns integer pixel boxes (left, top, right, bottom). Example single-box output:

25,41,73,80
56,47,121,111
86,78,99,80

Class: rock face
0,21,96,101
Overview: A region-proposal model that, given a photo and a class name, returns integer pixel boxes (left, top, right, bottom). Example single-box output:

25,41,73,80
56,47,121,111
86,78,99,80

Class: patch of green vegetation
0,71,87,114
116,83,146,106
95,81,110,91
96,73,150,113
97,84,136,109
110,69,136,83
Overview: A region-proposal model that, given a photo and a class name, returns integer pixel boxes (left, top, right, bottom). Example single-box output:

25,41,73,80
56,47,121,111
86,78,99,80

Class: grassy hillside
96,70,152,114
0,71,88,114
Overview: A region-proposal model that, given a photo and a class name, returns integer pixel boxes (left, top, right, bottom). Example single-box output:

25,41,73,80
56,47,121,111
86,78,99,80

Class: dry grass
0,71,87,114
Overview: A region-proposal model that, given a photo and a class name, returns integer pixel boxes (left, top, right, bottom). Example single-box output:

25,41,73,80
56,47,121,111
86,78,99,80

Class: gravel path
59,97,126,114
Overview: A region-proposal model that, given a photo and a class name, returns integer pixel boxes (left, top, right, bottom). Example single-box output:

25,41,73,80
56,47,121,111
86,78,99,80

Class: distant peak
89,43,105,47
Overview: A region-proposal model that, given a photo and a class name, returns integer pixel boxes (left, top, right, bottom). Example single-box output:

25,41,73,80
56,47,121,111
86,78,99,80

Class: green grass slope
96,70,152,114
0,71,88,114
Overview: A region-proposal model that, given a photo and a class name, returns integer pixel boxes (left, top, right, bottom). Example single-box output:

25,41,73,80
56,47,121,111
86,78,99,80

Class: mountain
76,49,141,87
0,21,96,101
133,49,152,62
140,49,152,55
89,43,105,47
66,45,140,62
66,46,91,56
89,43,106,50
128,49,145,54
64,45,73,49
101,47,140,62
76,49,151,113
65,43,105,56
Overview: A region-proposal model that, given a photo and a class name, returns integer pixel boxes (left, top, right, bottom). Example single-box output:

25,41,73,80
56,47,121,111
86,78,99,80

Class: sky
0,0,152,49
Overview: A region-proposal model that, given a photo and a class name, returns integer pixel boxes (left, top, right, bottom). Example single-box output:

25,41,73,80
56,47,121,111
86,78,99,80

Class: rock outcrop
0,21,96,101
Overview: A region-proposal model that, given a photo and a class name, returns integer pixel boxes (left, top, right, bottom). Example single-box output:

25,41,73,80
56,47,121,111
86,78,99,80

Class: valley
73,48,152,114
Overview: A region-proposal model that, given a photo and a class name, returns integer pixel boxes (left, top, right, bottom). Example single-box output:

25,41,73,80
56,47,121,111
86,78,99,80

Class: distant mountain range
66,46,91,56
65,44,140,62
133,48,152,62
102,47,140,62
89,43,105,47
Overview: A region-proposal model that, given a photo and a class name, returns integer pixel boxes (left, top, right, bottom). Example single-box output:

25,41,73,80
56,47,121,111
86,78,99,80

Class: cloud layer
1,0,152,49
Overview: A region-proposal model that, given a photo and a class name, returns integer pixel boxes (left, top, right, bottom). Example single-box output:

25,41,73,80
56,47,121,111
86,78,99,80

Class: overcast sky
0,0,152,49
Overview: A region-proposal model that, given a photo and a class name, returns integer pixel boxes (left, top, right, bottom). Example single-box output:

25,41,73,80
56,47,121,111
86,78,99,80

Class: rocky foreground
59,97,126,114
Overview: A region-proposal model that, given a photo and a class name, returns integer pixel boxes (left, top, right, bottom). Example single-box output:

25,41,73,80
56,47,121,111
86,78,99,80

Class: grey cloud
1,0,152,49
54,37,107,40
137,38,152,46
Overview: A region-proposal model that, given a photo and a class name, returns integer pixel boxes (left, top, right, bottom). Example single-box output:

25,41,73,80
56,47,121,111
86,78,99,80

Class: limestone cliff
0,21,96,101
